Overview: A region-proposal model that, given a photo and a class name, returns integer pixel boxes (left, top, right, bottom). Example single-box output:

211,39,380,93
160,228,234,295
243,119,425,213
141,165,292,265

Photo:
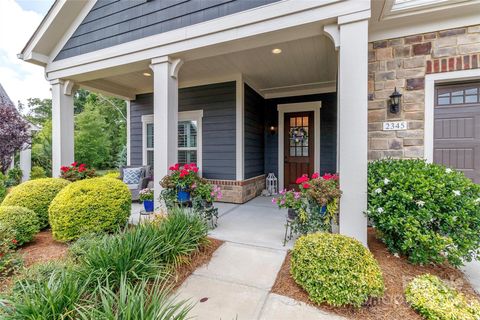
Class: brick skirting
207,174,266,204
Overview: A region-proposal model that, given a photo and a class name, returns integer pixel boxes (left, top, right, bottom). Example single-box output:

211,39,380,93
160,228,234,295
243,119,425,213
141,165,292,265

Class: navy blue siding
55,0,281,60
244,84,264,179
129,81,236,180
264,93,338,177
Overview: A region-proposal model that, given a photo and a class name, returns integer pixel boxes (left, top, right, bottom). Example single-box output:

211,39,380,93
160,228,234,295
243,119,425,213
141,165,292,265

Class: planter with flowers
160,163,222,228
273,172,341,237
60,162,96,182
139,188,154,212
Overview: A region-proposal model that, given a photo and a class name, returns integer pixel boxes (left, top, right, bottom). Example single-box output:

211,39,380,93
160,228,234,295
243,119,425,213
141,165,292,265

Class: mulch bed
19,230,68,267
1,231,223,293
172,237,224,289
271,228,479,320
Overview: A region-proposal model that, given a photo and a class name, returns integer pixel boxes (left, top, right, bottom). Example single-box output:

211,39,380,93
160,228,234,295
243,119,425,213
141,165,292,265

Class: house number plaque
383,121,407,131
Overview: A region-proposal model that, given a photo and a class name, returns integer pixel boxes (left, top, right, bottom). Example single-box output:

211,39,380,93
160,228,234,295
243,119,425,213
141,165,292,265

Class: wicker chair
119,165,152,201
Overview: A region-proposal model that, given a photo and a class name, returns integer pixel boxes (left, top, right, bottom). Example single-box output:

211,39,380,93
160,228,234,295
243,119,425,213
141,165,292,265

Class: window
436,84,480,106
142,110,203,171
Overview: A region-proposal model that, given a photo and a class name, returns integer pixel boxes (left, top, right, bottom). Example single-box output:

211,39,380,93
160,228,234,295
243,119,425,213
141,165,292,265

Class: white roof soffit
18,0,92,67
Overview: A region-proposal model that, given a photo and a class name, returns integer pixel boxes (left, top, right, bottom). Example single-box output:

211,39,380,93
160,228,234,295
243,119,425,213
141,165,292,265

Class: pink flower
179,169,189,178
302,182,311,189
280,199,286,205
211,192,215,196
191,183,197,189
71,162,78,167
217,192,223,199
279,189,287,195
169,163,180,171
272,198,276,204
183,164,190,170
192,167,199,173
294,192,301,199
312,172,320,179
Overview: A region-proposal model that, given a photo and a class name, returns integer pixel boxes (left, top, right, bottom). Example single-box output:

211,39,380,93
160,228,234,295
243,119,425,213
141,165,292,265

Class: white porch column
51,79,75,177
337,14,369,245
150,57,183,207
19,148,31,181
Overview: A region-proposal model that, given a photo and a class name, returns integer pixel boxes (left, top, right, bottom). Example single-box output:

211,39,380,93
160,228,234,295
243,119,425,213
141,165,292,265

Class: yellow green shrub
49,177,131,241
0,206,40,246
291,233,384,307
1,178,70,229
406,274,480,320
102,171,120,179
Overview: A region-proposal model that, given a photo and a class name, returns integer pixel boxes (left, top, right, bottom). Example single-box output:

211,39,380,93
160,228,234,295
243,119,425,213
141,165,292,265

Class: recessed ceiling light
272,48,282,54
143,72,151,77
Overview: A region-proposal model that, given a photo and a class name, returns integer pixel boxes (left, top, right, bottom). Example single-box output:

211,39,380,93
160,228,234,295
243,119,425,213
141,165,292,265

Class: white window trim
142,110,203,174
277,101,322,190
424,69,480,163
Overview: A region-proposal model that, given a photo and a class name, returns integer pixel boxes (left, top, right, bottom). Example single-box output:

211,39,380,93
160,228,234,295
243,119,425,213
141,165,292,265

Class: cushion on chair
122,167,143,184
126,184,139,190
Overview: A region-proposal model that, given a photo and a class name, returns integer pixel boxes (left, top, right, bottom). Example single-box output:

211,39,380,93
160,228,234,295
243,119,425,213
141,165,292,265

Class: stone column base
207,175,266,204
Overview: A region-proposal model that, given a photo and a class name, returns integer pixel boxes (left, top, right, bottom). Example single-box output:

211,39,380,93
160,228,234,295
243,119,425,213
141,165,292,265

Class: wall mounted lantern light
269,126,276,135
389,87,402,114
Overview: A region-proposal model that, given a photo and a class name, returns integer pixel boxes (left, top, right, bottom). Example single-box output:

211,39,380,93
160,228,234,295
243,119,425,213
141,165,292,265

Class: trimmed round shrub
1,178,70,229
368,159,480,267
291,233,384,307
0,206,40,246
49,177,131,241
405,274,480,320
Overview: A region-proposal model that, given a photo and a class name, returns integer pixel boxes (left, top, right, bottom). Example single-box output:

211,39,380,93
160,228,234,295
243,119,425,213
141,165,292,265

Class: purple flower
294,192,301,199
271,197,276,204
280,189,287,195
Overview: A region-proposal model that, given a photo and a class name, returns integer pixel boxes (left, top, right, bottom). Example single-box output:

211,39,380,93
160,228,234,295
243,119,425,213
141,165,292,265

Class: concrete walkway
462,259,480,294
172,197,345,319
176,241,346,320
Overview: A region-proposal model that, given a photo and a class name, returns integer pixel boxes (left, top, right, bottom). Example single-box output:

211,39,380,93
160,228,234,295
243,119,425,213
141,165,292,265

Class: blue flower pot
143,200,154,212
177,189,191,203
320,205,327,215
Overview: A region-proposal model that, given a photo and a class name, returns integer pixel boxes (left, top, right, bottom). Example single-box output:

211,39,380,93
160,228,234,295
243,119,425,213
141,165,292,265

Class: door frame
278,101,321,190
425,68,480,163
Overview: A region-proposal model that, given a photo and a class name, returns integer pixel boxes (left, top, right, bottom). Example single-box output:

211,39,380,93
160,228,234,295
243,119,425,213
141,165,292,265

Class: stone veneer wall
207,174,266,204
368,24,480,160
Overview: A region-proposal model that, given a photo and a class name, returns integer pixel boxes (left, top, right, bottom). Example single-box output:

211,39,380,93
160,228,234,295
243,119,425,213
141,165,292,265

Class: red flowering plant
60,162,96,182
273,172,342,235
0,224,23,278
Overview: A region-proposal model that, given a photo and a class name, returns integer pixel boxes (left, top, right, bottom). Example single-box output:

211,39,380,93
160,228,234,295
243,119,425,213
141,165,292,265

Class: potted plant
273,172,341,235
139,188,154,212
60,162,96,182
166,163,199,203
192,179,223,207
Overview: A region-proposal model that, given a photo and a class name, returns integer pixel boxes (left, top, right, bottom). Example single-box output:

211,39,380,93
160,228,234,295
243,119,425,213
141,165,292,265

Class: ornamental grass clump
1,178,70,229
405,274,480,320
291,233,384,307
48,177,131,241
368,159,480,267
0,206,40,246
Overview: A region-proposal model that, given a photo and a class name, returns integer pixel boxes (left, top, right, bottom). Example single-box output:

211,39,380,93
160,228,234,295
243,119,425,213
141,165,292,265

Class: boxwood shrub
1,178,70,229
405,274,480,320
49,177,131,241
291,233,384,307
0,206,40,246
368,159,480,266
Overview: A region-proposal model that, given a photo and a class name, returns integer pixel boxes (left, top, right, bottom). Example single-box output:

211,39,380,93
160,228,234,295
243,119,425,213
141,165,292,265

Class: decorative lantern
389,87,402,114
266,173,278,195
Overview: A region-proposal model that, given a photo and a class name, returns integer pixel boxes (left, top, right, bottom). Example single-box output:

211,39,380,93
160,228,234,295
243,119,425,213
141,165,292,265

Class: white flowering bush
368,159,480,267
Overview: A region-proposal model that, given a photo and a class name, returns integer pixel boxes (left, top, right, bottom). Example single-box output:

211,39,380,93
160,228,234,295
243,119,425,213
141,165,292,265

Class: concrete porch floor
131,196,294,249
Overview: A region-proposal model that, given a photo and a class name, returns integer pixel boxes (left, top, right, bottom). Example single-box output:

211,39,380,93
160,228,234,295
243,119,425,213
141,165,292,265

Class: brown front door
284,112,314,189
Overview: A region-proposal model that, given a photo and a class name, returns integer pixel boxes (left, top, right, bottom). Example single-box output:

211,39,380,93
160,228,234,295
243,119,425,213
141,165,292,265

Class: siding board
55,0,281,60
129,81,236,180
244,84,265,179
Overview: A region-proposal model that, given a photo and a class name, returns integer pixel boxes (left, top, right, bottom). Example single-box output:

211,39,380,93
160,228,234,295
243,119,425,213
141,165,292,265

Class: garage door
434,82,480,183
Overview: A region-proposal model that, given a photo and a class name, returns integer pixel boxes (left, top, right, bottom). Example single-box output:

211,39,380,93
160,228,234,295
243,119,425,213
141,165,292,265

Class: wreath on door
289,127,308,143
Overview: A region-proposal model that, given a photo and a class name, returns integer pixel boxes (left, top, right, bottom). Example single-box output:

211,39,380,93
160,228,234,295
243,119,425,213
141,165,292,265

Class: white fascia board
370,7,480,42
45,0,369,80
20,0,66,57
48,0,98,63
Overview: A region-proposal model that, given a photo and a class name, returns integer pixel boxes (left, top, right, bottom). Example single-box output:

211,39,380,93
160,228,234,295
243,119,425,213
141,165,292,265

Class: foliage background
20,89,126,175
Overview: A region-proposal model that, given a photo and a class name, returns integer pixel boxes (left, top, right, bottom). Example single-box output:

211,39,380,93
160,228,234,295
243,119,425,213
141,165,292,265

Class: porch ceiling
89,35,337,98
